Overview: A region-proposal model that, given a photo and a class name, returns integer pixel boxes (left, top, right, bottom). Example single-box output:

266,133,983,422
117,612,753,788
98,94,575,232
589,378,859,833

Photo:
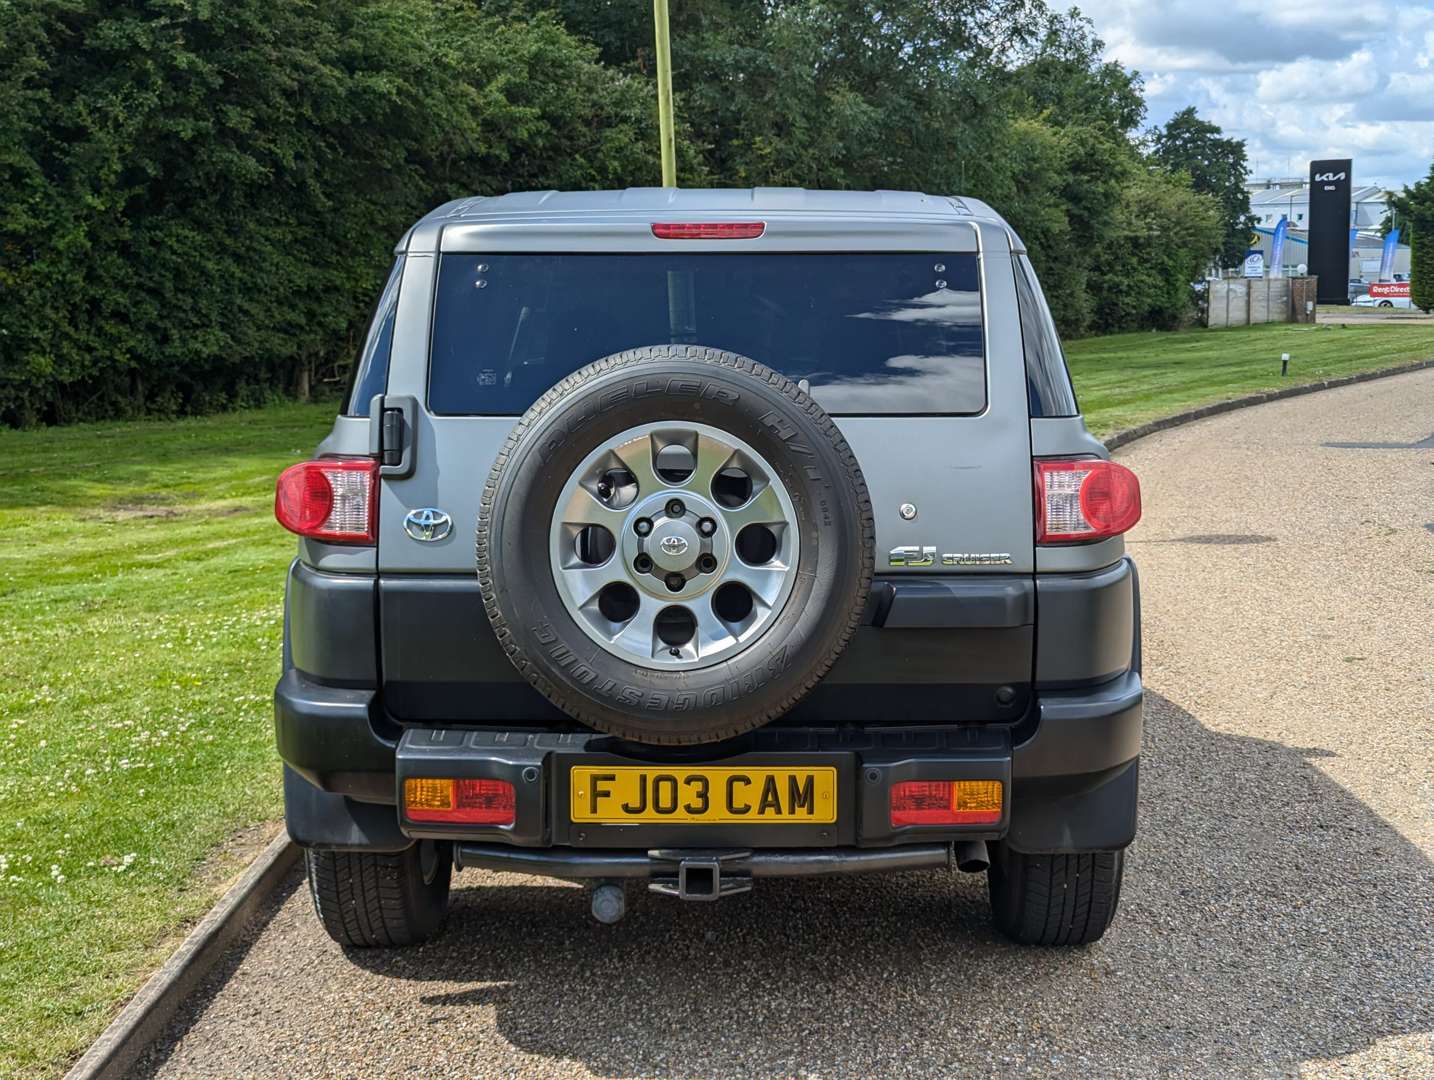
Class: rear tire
306,842,452,948
987,843,1123,946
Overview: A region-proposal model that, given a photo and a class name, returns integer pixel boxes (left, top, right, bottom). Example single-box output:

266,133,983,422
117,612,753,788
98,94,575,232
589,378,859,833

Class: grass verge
0,403,333,1078
1067,321,1434,436
2,320,1432,1076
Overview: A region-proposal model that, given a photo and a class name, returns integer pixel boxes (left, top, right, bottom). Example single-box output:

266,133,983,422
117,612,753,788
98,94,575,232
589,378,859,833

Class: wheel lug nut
634,518,653,536
698,554,717,573
664,573,685,592
634,554,653,573
666,499,685,518
698,517,717,536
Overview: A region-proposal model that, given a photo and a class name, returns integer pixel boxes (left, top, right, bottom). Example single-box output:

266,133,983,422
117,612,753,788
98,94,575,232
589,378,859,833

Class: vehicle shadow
328,691,1432,1077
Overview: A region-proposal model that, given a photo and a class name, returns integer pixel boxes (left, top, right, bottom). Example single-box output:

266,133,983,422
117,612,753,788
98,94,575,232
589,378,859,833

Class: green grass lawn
2,320,1433,1077
1068,321,1434,436
0,403,333,1078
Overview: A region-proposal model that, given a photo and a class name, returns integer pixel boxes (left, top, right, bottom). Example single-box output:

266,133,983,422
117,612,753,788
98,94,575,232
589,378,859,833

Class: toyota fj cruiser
275,189,1143,949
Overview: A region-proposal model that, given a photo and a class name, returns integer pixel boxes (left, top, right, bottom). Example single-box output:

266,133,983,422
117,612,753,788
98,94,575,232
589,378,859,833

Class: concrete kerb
63,833,300,1080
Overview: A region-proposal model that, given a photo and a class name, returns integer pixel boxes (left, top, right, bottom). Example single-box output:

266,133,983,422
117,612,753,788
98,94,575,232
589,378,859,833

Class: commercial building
1246,177,1391,229
1243,176,1409,289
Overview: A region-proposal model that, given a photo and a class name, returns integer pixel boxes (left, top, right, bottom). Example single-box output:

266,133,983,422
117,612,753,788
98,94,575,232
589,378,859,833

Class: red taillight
1034,458,1141,544
403,778,517,825
274,458,377,544
651,221,766,239
890,780,1003,826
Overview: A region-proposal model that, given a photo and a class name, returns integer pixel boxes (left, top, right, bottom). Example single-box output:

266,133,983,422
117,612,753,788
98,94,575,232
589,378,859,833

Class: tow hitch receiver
648,849,753,901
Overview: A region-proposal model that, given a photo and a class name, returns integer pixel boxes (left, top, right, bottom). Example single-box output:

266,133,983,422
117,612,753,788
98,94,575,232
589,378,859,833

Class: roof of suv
401,188,1019,255
421,188,1008,225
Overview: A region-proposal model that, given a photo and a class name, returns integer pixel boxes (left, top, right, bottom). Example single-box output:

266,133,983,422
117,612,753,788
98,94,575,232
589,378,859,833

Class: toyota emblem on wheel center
659,535,689,557
403,507,452,542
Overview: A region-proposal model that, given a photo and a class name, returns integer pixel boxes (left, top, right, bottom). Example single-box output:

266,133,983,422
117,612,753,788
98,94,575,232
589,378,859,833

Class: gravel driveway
134,370,1434,1079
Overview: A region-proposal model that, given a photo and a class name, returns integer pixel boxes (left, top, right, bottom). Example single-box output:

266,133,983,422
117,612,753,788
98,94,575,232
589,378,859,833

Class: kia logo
1314,171,1346,182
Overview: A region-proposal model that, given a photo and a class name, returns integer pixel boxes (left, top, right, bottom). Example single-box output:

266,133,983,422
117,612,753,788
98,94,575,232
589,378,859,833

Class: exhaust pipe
953,840,990,873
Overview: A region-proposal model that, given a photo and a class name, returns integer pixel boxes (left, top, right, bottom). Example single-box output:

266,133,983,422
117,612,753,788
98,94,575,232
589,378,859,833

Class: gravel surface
133,370,1434,1079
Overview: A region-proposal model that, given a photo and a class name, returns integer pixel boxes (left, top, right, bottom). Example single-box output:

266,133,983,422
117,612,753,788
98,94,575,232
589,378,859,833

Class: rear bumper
277,555,1142,861
277,669,1142,857
454,843,952,878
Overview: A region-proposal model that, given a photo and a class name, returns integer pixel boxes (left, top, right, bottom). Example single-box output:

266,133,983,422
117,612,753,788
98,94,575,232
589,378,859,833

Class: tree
509,0,1216,336
1148,107,1256,270
1388,163,1434,313
0,0,658,426
1087,168,1222,332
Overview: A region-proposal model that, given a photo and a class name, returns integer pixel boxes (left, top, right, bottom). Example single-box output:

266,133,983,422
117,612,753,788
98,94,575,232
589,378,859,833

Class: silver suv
275,189,1143,948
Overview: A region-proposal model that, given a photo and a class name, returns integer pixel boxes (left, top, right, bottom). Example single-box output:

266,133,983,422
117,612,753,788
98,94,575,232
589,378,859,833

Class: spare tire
477,345,873,745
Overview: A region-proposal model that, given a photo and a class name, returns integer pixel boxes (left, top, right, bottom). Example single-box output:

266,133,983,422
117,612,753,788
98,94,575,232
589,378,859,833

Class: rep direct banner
1308,159,1353,305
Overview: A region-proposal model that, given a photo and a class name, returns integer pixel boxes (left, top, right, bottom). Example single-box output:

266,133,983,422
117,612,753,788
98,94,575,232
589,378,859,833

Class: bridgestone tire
987,843,1124,946
306,843,451,948
477,345,874,745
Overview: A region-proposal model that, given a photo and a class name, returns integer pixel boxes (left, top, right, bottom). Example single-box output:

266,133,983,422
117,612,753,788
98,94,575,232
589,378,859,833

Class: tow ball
590,881,627,924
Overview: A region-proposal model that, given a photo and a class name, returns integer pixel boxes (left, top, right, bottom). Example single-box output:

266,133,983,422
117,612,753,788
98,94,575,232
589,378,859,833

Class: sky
1069,0,1434,192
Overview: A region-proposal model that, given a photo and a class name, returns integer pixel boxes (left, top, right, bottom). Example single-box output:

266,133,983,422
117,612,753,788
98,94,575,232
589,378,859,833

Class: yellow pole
653,0,677,186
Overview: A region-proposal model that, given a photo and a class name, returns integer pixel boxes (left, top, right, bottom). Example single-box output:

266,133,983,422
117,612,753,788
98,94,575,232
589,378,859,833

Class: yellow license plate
570,766,837,824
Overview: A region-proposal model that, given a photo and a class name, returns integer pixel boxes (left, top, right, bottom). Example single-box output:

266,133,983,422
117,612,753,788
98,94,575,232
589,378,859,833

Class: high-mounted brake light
403,778,516,825
1034,459,1141,544
274,458,377,544
890,780,1002,827
651,221,766,240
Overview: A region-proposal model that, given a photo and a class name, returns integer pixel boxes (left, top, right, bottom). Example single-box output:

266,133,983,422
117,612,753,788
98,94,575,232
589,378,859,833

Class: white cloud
1069,0,1434,190
1255,51,1384,103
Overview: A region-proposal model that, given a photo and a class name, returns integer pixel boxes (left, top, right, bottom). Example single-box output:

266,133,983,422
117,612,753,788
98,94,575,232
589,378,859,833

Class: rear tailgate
374,219,1033,725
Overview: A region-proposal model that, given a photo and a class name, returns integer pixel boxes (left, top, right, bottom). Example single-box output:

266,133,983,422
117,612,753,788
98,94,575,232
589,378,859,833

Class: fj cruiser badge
403,507,452,542
889,546,1012,567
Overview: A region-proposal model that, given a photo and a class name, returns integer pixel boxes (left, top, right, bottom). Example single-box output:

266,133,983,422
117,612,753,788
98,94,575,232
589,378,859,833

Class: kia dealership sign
1308,159,1353,305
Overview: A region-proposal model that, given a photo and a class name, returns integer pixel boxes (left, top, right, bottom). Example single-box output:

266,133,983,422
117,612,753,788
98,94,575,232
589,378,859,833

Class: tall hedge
1389,163,1434,314
1411,224,1433,314
0,0,658,426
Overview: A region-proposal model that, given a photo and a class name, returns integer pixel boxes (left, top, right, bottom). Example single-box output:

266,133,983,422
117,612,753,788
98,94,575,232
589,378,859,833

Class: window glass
428,253,985,415
1014,254,1078,418
346,256,404,416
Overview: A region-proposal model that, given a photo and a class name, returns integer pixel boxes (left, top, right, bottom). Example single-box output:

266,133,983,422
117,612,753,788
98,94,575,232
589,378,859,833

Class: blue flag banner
1270,217,1288,277
1379,227,1400,281
1349,227,1359,256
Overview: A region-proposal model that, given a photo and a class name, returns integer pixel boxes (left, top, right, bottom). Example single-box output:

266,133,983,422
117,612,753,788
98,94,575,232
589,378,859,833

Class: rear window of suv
428,253,984,416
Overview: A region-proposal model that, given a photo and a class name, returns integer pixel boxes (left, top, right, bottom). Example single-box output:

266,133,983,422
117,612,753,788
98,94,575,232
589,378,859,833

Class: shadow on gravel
317,693,1433,1076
